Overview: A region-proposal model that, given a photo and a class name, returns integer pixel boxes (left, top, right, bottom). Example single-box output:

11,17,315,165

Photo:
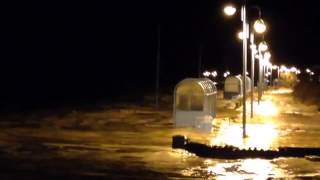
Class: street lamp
224,5,237,16
305,68,314,82
272,65,280,82
253,19,267,34
248,14,266,118
224,0,266,138
223,71,231,78
203,71,211,78
238,31,245,40
257,41,268,103
211,71,218,78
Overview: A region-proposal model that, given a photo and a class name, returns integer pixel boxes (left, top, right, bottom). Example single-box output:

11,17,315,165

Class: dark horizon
0,0,319,107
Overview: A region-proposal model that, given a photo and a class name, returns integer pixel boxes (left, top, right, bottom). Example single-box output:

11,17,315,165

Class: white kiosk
174,78,217,130
224,75,252,100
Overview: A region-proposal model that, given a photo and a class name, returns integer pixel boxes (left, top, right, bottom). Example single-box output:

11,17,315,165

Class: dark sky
0,0,319,105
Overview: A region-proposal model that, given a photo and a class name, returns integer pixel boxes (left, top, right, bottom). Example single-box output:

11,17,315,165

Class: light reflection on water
170,88,320,179
178,158,286,179
206,159,285,179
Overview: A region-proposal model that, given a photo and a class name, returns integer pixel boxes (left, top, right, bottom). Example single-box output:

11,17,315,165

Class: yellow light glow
272,65,278,70
290,67,297,73
264,52,271,60
268,88,293,94
206,159,285,178
306,68,311,73
254,100,278,116
258,41,268,51
224,5,236,16
203,71,211,77
237,31,244,40
210,122,278,150
212,71,218,77
254,19,267,33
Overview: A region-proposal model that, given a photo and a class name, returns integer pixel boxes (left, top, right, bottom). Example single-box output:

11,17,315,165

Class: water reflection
211,123,278,150
206,159,285,179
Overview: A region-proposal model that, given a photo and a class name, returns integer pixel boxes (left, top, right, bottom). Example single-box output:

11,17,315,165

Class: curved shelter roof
175,78,217,96
225,76,242,84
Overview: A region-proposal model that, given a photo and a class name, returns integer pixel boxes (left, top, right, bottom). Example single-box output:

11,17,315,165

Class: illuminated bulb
212,71,218,77
254,19,267,34
224,5,236,16
264,52,271,60
203,71,211,77
306,68,311,73
258,41,268,52
238,31,244,40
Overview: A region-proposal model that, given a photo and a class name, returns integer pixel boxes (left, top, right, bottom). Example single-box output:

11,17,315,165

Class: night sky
0,0,319,107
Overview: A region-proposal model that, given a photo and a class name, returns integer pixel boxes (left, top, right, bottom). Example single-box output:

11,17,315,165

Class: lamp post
249,16,266,118
224,1,267,137
257,41,268,103
224,2,248,138
224,3,247,137
272,65,279,86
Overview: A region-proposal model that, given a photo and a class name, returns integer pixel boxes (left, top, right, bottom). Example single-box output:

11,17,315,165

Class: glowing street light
238,31,244,40
223,3,249,138
211,71,218,77
306,68,311,73
203,71,211,78
224,5,236,16
223,71,231,78
257,41,269,101
258,41,268,52
223,2,268,137
253,19,267,34
272,65,280,80
264,51,271,60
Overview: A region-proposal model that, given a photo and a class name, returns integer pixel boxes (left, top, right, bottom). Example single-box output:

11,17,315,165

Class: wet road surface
0,88,319,179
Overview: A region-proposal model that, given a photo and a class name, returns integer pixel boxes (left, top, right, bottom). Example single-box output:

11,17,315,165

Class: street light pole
241,4,248,138
258,47,263,104
224,1,267,138
155,24,160,108
250,33,255,118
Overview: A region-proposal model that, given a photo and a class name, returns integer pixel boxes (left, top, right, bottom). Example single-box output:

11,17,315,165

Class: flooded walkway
0,88,319,179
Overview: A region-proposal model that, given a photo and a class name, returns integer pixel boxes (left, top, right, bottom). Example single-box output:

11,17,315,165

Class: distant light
254,19,267,34
250,44,257,54
237,31,244,40
203,71,211,77
212,71,218,77
264,52,271,60
223,5,236,16
272,65,278,70
258,41,268,52
306,68,311,73
311,72,315,75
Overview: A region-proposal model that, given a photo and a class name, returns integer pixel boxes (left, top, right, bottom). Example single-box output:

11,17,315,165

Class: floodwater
0,88,319,179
